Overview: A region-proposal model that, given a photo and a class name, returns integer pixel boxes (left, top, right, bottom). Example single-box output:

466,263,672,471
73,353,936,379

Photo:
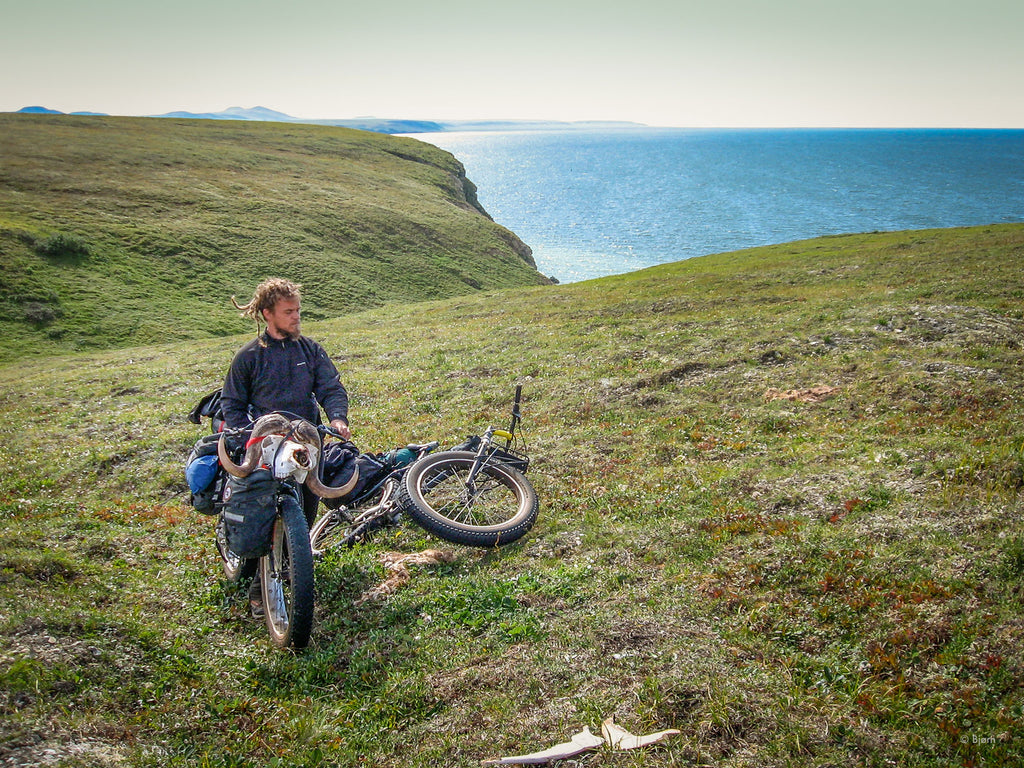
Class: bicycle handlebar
320,424,347,440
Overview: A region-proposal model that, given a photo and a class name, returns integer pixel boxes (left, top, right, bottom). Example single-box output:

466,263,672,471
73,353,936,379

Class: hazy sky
2,0,1021,127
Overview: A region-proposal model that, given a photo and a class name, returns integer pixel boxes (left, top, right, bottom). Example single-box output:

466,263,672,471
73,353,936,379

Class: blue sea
409,128,1024,283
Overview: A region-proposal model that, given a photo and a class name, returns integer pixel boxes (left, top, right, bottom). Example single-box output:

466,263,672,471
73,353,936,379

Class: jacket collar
259,330,298,348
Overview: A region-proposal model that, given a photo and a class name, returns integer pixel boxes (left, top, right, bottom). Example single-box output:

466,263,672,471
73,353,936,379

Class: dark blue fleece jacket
221,333,349,429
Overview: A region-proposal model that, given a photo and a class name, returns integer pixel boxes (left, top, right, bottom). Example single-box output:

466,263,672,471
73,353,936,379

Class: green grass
0,114,548,362
1,223,1023,767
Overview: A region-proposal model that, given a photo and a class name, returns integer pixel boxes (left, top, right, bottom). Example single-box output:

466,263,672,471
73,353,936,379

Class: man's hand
330,418,351,441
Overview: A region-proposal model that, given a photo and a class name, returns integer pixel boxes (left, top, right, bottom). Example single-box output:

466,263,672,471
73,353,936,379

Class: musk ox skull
217,413,359,499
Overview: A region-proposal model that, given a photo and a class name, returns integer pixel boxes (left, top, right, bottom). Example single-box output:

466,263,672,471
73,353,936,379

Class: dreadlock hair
231,278,302,340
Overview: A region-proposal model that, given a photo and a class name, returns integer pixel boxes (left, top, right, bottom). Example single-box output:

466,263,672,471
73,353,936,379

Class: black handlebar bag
221,469,299,558
319,441,387,510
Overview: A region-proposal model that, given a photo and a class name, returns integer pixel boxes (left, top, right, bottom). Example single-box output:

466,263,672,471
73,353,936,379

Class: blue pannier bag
187,453,219,494
185,433,226,515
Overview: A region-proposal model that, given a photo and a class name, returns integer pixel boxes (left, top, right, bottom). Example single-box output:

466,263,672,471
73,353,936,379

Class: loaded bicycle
187,387,538,650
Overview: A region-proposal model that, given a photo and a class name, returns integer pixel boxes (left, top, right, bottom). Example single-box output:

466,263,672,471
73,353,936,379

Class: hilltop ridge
0,113,550,361
11,104,647,134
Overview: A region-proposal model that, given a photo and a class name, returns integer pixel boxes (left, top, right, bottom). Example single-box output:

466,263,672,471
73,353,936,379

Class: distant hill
17,105,109,116
146,107,647,134
17,105,64,115
0,113,550,360
13,105,645,134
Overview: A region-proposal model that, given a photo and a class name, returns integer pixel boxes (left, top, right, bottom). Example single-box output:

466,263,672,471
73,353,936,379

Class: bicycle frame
308,442,436,553
319,476,401,549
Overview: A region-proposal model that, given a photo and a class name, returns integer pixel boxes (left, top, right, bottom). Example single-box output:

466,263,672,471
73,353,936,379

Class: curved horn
289,420,322,451
294,419,361,498
284,419,361,497
218,431,263,478
217,413,294,478
306,464,360,499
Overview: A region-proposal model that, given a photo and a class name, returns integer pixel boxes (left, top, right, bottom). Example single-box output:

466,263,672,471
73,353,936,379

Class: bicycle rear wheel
261,494,315,649
309,507,355,555
216,515,258,583
399,450,538,547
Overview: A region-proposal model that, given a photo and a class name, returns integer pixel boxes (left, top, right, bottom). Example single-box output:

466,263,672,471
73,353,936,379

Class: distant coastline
413,127,1024,283
9,105,646,135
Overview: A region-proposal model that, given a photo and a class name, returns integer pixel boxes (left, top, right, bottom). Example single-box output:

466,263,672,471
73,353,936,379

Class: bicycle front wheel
399,450,538,547
261,494,315,649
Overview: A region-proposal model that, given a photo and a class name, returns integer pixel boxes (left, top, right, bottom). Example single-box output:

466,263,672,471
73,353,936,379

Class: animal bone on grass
482,718,680,764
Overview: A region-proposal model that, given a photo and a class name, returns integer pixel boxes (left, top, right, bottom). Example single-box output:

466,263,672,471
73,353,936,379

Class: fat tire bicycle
310,386,538,553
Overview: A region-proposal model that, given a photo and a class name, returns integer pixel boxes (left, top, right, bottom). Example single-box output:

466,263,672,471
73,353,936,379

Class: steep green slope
1,224,1022,766
0,114,548,361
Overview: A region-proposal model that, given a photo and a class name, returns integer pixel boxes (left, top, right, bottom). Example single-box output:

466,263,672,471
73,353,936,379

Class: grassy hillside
0,114,548,362
1,223,1023,767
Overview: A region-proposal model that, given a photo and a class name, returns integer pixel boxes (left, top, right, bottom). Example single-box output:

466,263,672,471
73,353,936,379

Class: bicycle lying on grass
309,385,538,553
187,387,538,650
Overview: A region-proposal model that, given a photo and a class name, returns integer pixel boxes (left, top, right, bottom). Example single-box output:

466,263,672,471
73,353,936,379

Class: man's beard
268,323,301,340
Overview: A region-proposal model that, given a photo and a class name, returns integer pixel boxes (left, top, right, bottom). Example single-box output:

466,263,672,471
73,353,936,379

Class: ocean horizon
408,128,1024,283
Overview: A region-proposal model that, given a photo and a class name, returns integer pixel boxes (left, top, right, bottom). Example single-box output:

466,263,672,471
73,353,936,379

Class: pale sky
1,0,1021,127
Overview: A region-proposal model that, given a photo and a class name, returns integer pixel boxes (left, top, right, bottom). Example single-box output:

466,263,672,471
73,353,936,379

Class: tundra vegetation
1,200,1023,767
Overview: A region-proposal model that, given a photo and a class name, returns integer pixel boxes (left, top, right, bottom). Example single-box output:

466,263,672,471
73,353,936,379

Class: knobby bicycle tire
398,450,538,547
262,494,315,649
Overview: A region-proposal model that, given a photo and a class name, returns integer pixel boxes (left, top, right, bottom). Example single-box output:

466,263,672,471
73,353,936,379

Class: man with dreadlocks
221,278,351,616
222,277,351,441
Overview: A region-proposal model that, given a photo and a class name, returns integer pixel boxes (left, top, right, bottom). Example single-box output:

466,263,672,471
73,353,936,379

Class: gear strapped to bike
185,386,538,650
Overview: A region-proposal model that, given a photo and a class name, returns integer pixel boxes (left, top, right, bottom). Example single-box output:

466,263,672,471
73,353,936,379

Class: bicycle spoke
424,465,517,526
